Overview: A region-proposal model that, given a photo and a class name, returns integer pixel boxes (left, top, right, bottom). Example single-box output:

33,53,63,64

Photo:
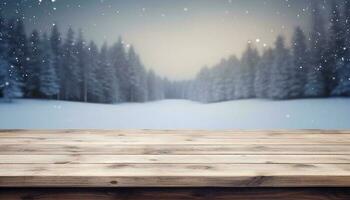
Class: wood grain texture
1,188,350,200
1,130,350,187
2,164,350,187
2,144,350,155
2,155,350,164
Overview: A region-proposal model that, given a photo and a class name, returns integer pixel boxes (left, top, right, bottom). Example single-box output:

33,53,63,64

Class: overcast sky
1,0,321,80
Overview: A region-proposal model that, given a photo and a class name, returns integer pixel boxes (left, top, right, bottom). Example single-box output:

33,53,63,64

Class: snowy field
0,98,349,129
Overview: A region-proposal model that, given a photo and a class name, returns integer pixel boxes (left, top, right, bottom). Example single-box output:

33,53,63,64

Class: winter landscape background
0,0,350,129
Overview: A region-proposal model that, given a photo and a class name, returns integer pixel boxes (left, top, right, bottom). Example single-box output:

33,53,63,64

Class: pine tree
291,27,308,98
0,59,7,97
0,19,22,101
6,19,22,91
127,46,147,102
76,30,88,102
332,0,350,96
138,66,148,102
50,24,62,100
147,70,158,101
224,56,239,100
39,34,59,98
211,60,228,102
3,19,23,101
14,19,29,95
155,75,165,100
0,13,6,97
110,37,129,102
328,0,346,94
99,43,119,103
255,48,274,98
0,61,23,102
305,1,327,97
146,70,165,101
86,41,103,102
235,43,259,99
26,30,42,98
0,15,22,101
268,36,294,100
62,27,80,100
194,67,211,102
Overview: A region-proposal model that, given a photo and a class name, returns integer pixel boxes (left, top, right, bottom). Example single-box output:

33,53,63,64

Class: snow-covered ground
0,98,349,129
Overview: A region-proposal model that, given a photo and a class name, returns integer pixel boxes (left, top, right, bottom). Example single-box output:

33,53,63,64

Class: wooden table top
1,130,350,187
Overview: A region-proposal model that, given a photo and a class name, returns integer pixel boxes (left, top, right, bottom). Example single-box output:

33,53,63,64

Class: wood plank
1,144,350,155
1,130,350,188
3,163,350,177
3,175,350,187
2,137,350,145
1,130,350,139
1,155,350,164
1,164,350,187
1,188,350,200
